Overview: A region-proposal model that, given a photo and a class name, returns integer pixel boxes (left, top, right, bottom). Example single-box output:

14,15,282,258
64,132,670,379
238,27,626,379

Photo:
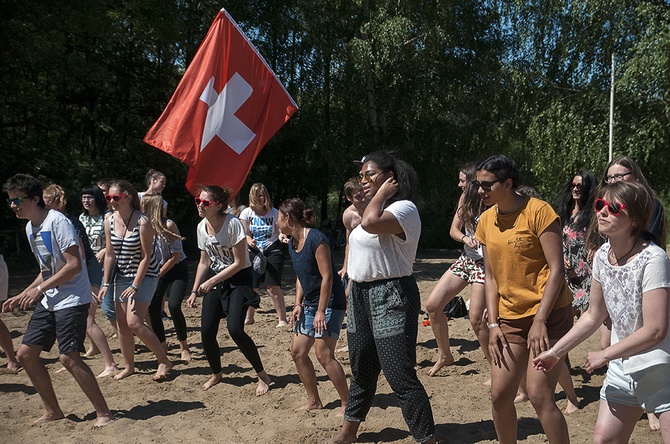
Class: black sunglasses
471,179,503,192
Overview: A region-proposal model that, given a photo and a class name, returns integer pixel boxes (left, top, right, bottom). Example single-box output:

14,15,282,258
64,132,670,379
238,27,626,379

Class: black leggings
148,260,189,343
201,268,263,374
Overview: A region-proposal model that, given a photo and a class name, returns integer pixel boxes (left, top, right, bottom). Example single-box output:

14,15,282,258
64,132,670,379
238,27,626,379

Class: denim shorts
600,358,670,414
294,305,345,339
113,274,158,305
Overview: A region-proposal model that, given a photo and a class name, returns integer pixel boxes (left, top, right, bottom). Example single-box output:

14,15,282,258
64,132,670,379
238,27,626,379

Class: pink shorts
448,253,485,284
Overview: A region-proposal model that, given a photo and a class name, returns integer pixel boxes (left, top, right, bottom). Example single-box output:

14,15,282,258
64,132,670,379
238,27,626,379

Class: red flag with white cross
144,9,298,198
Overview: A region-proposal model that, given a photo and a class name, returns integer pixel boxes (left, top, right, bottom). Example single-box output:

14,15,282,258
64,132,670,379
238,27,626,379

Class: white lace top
593,241,670,374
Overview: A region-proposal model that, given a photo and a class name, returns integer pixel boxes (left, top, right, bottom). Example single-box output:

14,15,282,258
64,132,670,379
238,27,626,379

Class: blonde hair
43,184,67,212
142,194,183,241
248,183,272,213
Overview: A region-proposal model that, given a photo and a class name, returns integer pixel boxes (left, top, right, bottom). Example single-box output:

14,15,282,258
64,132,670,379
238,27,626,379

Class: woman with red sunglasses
187,185,271,395
98,180,172,381
535,180,670,442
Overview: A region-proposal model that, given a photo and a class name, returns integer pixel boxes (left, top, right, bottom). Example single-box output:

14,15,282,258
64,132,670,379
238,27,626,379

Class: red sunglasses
195,198,218,207
104,193,126,202
594,198,627,216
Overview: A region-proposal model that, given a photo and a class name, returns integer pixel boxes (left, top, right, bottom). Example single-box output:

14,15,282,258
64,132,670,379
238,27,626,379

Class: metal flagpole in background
609,53,615,162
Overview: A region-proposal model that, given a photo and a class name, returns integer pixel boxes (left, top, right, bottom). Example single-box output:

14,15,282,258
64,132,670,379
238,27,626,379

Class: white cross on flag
144,9,298,198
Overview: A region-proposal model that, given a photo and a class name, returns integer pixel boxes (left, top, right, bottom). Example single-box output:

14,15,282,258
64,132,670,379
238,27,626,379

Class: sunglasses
594,198,627,216
605,172,632,184
104,193,126,202
357,171,382,184
6,196,28,207
471,179,502,192
195,198,218,207
570,183,583,191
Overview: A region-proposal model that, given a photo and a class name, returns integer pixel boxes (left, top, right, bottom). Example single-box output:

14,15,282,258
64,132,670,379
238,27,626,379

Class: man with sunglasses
2,173,114,426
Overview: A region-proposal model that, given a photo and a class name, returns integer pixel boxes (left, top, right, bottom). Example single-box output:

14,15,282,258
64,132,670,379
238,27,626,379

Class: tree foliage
1,0,669,255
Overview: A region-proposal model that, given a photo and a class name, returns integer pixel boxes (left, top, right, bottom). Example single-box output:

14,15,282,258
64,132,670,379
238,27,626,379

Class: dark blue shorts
22,303,89,354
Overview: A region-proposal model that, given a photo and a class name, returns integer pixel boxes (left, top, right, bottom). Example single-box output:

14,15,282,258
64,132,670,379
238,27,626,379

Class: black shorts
22,304,89,354
252,242,284,288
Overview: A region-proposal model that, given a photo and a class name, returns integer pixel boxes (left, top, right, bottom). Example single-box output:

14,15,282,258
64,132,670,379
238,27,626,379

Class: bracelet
101,283,110,288
461,234,468,243
129,284,138,292
294,303,304,309
487,322,500,328
36,285,46,295
547,348,560,360
190,290,198,295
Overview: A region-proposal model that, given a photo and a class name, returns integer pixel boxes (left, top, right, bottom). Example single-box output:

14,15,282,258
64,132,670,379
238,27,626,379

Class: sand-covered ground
0,250,661,443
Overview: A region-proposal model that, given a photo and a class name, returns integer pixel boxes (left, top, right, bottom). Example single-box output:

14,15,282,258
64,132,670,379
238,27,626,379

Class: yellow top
475,197,572,319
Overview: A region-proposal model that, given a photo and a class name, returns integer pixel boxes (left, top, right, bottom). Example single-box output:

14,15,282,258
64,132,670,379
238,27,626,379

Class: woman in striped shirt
98,180,172,381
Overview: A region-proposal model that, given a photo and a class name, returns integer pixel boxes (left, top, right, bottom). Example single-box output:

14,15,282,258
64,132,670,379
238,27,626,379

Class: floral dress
562,219,592,311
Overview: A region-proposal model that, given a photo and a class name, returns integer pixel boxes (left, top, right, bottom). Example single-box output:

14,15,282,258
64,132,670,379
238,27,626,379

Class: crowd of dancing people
1,151,669,443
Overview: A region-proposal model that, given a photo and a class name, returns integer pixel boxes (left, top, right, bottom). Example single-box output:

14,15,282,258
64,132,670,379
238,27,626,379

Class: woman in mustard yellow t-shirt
474,155,573,444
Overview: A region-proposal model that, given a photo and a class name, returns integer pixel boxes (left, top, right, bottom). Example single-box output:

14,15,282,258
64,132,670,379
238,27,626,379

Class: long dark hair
458,163,485,232
553,170,596,232
362,150,422,207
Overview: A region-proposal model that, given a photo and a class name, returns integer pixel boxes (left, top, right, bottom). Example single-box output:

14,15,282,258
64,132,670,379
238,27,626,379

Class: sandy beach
0,249,661,443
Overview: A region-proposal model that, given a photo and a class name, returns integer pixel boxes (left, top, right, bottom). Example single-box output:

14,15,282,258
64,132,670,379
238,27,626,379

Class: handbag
248,246,267,277
444,295,468,319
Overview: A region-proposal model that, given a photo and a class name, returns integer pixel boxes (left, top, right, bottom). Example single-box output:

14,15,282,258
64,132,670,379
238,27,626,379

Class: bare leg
424,271,468,376
16,344,64,423
558,360,580,414
245,293,257,325
114,302,136,380
593,399,641,444
525,352,569,443
514,369,529,403
84,302,118,377
0,319,19,372
291,333,322,410
468,282,491,384
267,285,288,326
490,342,525,443
59,351,115,426
315,337,348,415
124,299,172,381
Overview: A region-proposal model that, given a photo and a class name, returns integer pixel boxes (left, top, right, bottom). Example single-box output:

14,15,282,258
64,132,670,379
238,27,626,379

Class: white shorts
600,358,670,414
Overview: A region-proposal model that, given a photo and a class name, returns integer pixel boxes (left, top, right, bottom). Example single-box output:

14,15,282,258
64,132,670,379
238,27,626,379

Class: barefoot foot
256,373,271,396
113,367,135,381
34,410,65,424
180,348,192,363
296,401,323,411
97,363,119,378
276,321,289,328
564,398,580,414
93,413,116,427
152,361,173,381
244,318,255,325
426,354,455,376
84,347,100,358
336,346,349,353
325,429,358,444
203,373,222,391
514,392,529,404
7,361,21,373
54,366,67,374
649,412,660,431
